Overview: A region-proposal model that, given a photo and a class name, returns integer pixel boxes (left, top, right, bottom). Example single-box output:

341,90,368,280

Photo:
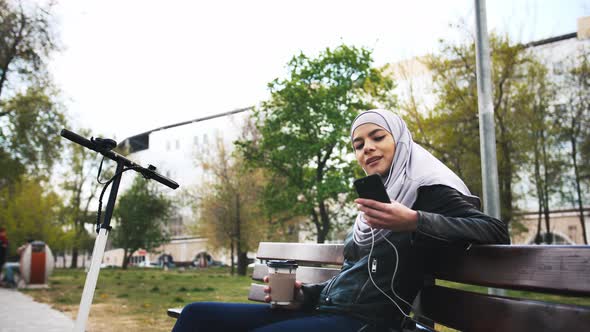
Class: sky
46,0,589,142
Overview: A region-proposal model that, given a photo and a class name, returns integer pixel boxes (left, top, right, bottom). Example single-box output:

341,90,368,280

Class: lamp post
473,0,506,297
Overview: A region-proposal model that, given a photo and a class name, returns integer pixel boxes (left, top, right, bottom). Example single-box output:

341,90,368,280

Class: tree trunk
571,135,588,244
499,137,513,225
230,240,235,275
313,154,331,244
122,249,129,269
237,251,248,276
235,193,248,276
311,208,325,243
541,129,552,244
533,131,544,244
495,116,510,225
318,200,330,244
316,229,326,243
70,247,79,268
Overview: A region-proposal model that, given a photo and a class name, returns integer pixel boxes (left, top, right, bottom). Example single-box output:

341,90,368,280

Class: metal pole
474,0,505,296
73,228,110,332
74,161,125,331
474,0,501,219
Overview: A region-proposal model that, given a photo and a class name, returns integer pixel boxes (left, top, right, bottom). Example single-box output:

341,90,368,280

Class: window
568,225,577,240
553,60,565,75
554,104,566,113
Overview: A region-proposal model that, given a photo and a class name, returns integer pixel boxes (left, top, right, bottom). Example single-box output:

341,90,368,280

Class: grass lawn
22,267,254,332
21,267,590,332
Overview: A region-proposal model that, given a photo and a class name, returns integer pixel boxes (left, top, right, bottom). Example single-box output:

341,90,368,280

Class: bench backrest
250,243,590,332
419,245,590,332
249,242,344,301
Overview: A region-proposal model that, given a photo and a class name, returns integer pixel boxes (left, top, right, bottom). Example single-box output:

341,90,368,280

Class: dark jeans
171,302,367,332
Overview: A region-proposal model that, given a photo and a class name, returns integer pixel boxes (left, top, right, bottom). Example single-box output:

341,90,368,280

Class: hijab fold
350,109,476,247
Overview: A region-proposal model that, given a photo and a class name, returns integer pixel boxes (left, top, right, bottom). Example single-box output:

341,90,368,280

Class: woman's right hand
263,275,304,310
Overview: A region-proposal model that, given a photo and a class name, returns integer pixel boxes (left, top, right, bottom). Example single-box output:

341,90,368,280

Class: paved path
0,288,74,332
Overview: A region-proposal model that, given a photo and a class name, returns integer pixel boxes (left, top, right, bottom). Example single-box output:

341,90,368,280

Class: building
102,237,228,268
512,208,590,245
104,108,253,266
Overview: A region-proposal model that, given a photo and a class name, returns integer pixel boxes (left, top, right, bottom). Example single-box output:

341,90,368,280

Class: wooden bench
168,243,590,332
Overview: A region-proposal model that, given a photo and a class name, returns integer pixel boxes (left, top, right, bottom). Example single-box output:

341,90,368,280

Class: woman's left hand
355,198,419,232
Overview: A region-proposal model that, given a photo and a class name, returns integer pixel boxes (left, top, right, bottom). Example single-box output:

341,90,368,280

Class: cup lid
267,260,298,268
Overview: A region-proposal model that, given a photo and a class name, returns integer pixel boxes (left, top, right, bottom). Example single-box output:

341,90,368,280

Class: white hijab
351,109,475,247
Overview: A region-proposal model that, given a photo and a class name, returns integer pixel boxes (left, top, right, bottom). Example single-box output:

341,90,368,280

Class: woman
172,109,509,332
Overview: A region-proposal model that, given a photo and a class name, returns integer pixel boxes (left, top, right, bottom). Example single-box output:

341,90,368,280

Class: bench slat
419,285,590,332
256,242,344,265
252,263,340,283
248,283,266,302
427,245,590,296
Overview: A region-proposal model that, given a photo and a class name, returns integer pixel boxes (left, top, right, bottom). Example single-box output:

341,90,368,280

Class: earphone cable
366,227,411,318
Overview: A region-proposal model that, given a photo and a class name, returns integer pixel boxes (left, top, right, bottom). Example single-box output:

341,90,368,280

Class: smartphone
353,174,391,203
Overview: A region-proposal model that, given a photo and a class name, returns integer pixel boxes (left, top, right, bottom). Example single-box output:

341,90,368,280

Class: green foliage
0,0,64,183
112,176,172,268
0,176,65,256
417,33,544,223
0,85,66,182
59,128,102,265
194,134,287,275
0,0,58,99
557,47,590,185
238,45,394,242
398,31,590,242
0,0,64,247
555,46,590,244
517,60,568,242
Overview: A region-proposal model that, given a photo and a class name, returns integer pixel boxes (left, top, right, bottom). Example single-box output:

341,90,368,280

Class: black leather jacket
301,185,510,329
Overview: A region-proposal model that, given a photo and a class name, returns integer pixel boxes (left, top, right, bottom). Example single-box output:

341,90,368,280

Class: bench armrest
167,308,182,319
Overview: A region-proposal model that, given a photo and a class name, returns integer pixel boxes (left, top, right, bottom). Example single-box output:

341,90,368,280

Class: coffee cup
266,260,298,305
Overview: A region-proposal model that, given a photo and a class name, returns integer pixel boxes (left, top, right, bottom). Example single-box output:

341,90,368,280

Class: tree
60,128,102,267
195,133,294,276
0,176,64,256
238,45,394,243
0,0,57,101
0,84,66,182
582,134,590,182
519,61,564,244
112,176,172,269
556,47,590,244
421,33,542,225
0,0,65,184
